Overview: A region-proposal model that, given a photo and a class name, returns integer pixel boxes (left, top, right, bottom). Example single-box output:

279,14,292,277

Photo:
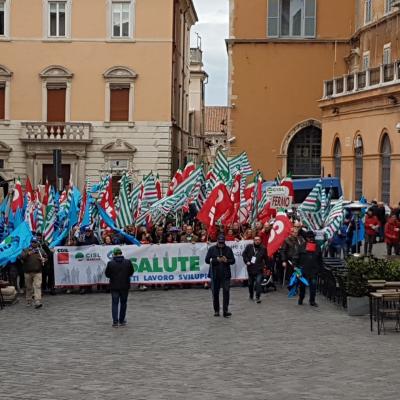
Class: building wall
229,41,350,178
320,3,400,205
0,0,197,188
228,0,354,180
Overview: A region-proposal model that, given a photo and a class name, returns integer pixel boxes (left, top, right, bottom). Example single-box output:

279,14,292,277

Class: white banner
54,241,251,287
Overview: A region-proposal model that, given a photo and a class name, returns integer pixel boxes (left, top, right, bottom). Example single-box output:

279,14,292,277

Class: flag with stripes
116,174,133,228
298,180,324,230
43,195,56,244
322,197,344,240
213,149,231,183
229,152,253,177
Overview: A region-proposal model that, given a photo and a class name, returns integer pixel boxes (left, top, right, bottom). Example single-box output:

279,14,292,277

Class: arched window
334,139,341,179
287,125,321,178
354,135,363,200
381,134,391,204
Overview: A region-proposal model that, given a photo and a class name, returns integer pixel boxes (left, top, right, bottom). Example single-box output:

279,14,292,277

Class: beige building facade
204,106,228,165
320,0,400,205
228,0,400,205
0,0,197,190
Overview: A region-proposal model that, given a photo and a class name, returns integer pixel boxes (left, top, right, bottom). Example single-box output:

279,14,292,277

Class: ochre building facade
0,0,197,190
228,0,400,205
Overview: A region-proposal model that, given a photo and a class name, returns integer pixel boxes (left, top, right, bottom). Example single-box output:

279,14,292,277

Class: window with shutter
304,0,316,37
110,87,129,121
47,88,66,122
0,86,4,120
0,2,4,36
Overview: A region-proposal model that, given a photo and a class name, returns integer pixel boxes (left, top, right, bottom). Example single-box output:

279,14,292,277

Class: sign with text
266,186,289,197
269,195,293,209
54,241,251,287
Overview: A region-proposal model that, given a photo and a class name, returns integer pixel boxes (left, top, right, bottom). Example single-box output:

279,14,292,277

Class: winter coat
242,243,268,275
21,248,47,274
280,235,305,266
105,256,134,291
297,242,322,277
385,220,399,244
205,244,235,280
365,215,380,236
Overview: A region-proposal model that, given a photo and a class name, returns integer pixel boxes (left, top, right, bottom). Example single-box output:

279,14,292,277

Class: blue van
263,177,343,205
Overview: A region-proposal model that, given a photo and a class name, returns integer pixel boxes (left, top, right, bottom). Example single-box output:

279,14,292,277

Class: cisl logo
75,252,85,262
57,248,69,265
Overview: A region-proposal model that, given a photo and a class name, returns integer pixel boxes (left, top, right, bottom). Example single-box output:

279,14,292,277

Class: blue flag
49,229,68,249
96,204,141,246
68,196,78,231
0,221,33,268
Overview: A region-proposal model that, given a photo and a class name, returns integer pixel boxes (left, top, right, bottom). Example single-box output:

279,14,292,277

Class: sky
191,0,229,106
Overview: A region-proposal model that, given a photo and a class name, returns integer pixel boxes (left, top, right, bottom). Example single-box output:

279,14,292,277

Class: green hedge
346,257,400,297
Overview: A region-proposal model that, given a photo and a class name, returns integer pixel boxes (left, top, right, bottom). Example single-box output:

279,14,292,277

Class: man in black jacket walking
297,231,322,307
105,248,134,327
205,234,235,318
242,235,268,303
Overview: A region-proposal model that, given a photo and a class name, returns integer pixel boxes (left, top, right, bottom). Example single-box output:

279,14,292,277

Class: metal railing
323,60,400,99
21,122,92,141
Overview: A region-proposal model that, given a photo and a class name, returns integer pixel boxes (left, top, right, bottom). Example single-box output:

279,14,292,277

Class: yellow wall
229,42,350,179
2,0,174,122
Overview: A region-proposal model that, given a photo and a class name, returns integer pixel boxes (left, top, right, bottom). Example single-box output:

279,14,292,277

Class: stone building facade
0,0,197,191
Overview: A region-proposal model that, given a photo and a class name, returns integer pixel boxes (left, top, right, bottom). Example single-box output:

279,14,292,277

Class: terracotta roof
205,106,229,134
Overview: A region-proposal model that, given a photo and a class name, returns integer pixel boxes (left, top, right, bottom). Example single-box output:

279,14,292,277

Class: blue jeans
111,290,129,324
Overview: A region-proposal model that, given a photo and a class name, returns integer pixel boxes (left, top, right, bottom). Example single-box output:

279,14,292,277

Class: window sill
104,121,135,128
0,120,11,126
42,38,72,43
106,38,136,43
0,37,11,42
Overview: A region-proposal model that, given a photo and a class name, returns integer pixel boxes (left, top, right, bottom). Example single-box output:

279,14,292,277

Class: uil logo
106,250,114,260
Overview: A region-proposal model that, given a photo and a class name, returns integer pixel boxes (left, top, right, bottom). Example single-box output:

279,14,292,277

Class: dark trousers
248,272,262,299
299,275,317,304
387,243,399,256
42,263,55,291
364,234,375,255
211,276,230,314
111,290,129,323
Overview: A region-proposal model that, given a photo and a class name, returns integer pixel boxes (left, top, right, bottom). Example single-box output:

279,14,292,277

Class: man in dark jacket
105,248,134,327
242,235,268,303
21,238,48,309
297,231,322,307
205,234,235,318
280,224,305,282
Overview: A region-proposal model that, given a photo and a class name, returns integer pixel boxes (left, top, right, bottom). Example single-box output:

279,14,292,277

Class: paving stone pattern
1,286,399,400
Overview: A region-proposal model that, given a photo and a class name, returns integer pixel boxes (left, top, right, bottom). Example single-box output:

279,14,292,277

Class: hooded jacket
205,244,235,280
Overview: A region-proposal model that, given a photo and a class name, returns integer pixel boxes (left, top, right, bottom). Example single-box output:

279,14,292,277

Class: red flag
79,185,87,223
100,179,117,221
197,182,233,227
167,169,183,196
223,173,241,225
182,161,195,181
42,179,50,206
25,177,34,202
267,212,292,256
258,201,277,225
155,174,162,200
11,179,24,212
281,176,294,198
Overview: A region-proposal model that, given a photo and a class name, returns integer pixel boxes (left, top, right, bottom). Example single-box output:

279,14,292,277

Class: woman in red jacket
364,209,380,256
384,214,400,256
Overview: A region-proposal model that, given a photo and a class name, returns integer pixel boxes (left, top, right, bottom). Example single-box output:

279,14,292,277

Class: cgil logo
57,250,69,265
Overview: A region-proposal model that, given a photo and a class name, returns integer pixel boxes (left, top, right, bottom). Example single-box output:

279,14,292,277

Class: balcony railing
188,135,202,149
323,61,400,99
21,122,92,141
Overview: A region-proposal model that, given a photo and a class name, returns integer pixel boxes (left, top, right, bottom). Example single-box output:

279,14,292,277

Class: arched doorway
287,125,322,178
333,139,341,179
354,135,363,200
380,134,391,204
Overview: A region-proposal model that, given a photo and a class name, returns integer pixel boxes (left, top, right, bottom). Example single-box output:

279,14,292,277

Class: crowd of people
1,199,400,321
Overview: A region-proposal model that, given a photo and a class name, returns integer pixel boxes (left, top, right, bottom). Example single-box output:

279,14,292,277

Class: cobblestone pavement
1,285,399,400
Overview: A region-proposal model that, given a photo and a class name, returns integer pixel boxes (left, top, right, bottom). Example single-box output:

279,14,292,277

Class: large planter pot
347,296,369,316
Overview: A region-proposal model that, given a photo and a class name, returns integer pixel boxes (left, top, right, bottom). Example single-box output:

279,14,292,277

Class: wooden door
42,163,71,189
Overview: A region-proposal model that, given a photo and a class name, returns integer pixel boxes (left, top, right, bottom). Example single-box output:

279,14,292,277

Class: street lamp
347,201,368,256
